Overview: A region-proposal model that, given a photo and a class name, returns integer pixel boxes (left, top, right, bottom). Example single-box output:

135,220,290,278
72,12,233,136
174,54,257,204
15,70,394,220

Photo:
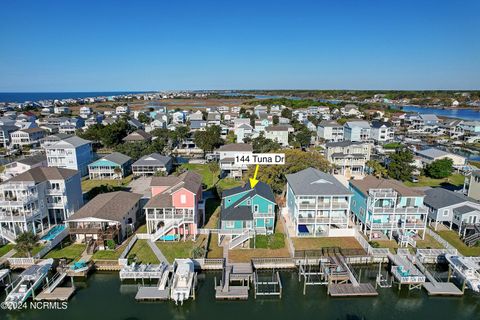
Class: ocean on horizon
0,91,150,103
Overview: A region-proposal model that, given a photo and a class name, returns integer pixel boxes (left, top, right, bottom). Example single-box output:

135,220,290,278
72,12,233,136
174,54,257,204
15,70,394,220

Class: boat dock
0,269,11,286
253,270,282,298
135,266,173,301
34,271,77,301
120,263,167,281
388,250,426,290
215,263,252,300
414,258,463,296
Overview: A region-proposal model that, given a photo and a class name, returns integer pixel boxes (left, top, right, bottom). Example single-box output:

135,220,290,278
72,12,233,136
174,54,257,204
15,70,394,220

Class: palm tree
14,232,39,258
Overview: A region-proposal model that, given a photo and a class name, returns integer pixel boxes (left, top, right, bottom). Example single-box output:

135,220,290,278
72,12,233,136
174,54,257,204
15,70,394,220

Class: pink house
145,171,203,241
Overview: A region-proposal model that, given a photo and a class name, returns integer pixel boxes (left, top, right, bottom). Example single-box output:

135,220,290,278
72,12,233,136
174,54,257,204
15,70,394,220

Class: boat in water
170,259,195,305
4,258,54,307
445,254,480,292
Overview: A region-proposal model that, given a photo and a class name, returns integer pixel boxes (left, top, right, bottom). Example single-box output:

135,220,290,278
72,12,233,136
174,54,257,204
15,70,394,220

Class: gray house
131,153,173,176
424,188,480,235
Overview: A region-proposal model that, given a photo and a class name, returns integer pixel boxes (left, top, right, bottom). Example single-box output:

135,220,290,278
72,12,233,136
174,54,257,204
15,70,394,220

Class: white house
265,125,292,146
45,136,94,176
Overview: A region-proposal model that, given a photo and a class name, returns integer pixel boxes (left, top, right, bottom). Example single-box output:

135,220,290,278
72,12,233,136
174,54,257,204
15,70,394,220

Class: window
442,209,449,217
225,221,234,228
254,205,259,213
180,194,187,204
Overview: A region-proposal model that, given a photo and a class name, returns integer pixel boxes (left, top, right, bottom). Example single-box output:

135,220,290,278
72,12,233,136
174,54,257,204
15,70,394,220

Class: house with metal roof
88,152,132,179
349,176,428,245
219,182,276,248
144,171,203,241
424,188,480,236
68,191,142,250
131,153,173,176
415,148,466,168
285,168,353,237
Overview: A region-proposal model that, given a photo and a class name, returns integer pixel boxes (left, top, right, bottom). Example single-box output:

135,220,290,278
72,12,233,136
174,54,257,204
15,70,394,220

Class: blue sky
0,0,479,91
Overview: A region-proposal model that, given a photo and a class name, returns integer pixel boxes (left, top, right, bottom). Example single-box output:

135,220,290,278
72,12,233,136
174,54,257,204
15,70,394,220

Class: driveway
128,176,152,198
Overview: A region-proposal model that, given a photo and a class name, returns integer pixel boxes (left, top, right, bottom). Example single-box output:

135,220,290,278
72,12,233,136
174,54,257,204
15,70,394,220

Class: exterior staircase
228,230,254,250
151,218,185,242
0,225,17,243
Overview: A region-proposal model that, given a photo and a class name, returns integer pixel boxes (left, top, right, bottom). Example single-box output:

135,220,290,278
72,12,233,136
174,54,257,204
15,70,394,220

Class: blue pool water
159,234,179,241
41,225,66,241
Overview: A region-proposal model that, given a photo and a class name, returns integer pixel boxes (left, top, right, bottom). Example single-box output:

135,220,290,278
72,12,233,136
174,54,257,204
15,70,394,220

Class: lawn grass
13,244,45,258
128,239,159,264
81,175,133,193
44,243,86,261
415,233,444,249
206,234,224,258
404,174,464,187
156,241,196,263
253,233,285,249
292,237,363,251
0,244,14,257
369,240,398,253
436,229,480,256
178,163,243,192
136,224,147,234
178,163,217,189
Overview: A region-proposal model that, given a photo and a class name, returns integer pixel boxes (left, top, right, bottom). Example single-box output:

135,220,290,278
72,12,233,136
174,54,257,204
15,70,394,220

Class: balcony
369,206,428,215
146,213,195,222
298,202,349,210
46,189,65,196
297,216,348,225
368,189,397,198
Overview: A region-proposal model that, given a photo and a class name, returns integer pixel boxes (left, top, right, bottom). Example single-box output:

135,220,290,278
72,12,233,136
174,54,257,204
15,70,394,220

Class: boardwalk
147,240,169,265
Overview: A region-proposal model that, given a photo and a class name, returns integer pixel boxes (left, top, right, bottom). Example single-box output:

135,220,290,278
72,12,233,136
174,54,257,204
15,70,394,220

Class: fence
425,228,459,254
118,234,138,266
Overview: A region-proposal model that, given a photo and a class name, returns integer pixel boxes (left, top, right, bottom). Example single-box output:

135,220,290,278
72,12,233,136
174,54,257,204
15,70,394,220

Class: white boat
445,254,480,292
4,258,54,306
170,259,195,305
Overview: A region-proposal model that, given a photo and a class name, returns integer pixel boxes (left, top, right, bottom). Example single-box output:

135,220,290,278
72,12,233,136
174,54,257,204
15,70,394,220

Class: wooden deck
423,283,463,296
35,287,75,301
329,283,378,297
135,286,170,301
215,285,249,300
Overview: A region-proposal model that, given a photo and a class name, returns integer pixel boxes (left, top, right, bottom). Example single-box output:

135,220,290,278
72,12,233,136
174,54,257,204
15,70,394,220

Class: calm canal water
400,106,480,121
1,270,479,320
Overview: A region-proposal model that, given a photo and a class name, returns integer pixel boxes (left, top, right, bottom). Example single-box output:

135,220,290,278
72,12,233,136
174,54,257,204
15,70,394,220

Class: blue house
349,176,428,245
88,152,132,179
219,182,276,248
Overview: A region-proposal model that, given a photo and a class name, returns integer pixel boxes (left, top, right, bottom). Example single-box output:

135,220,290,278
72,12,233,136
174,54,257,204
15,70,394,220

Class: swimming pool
41,225,66,241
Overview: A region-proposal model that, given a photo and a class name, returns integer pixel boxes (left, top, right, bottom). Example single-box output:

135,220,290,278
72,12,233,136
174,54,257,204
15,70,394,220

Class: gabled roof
132,153,172,167
92,152,131,166
7,167,78,183
68,191,142,222
424,188,477,209
416,148,458,159
318,120,341,127
222,181,275,203
345,121,370,129
123,129,152,142
145,171,202,208
325,141,367,148
265,125,291,132
47,136,91,148
16,154,47,166
217,143,253,152
286,168,352,196
349,176,424,197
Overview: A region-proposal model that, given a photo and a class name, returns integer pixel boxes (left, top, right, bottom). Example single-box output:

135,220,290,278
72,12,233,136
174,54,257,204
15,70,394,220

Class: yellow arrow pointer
249,164,260,189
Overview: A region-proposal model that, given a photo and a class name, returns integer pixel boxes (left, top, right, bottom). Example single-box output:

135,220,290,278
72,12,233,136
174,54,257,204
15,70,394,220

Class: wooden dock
328,283,378,297
215,263,252,300
135,286,170,301
215,285,249,300
34,287,75,301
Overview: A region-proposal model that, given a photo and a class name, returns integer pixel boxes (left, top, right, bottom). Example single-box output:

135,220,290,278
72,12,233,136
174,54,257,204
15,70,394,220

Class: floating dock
415,258,463,296
328,283,378,297
35,287,75,301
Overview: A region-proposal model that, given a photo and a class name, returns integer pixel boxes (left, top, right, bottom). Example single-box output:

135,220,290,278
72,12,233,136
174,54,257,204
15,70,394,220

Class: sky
0,0,479,92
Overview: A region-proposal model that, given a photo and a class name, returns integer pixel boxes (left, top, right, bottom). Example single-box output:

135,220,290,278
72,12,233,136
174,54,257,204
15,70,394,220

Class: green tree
387,148,414,181
426,158,453,179
294,128,312,148
193,125,223,154
366,160,387,178
243,149,331,193
281,108,292,119
14,232,39,258
272,115,279,125
225,131,236,144
251,133,281,153
137,113,151,124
